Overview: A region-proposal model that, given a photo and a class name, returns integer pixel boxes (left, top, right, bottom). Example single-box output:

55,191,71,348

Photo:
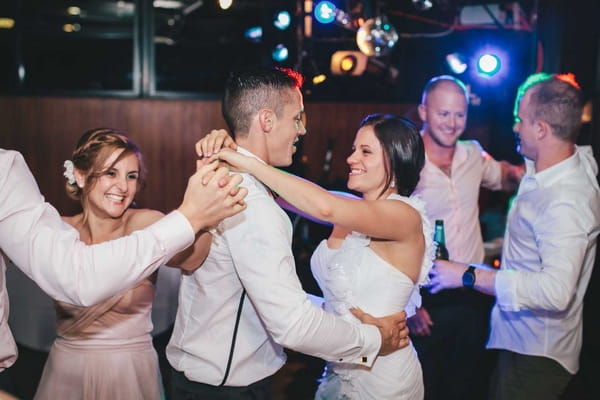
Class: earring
390,181,396,188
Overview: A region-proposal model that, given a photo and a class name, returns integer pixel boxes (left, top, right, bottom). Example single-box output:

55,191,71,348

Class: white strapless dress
312,194,433,400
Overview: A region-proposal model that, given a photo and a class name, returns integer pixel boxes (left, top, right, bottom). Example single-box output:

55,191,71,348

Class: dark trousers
170,366,272,400
489,350,573,400
411,292,495,400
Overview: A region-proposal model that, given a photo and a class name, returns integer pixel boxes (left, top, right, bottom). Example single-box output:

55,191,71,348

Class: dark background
0,1,599,399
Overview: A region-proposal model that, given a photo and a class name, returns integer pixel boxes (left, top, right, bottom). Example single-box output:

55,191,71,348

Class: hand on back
351,308,410,355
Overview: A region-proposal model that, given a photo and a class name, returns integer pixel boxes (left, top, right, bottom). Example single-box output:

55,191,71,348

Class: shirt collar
525,147,581,187
423,139,469,171
236,146,265,164
235,146,276,198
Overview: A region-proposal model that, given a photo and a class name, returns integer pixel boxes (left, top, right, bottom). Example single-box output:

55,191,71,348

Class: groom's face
267,88,306,167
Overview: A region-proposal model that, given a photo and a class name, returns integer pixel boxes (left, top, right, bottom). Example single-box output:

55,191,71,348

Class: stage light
412,0,433,11
476,53,501,77
63,23,81,33
340,55,357,72
67,6,81,16
314,1,336,24
356,16,398,57
446,53,467,74
274,11,291,30
330,51,368,76
244,26,262,41
218,0,232,10
0,18,15,29
272,44,289,62
312,74,327,85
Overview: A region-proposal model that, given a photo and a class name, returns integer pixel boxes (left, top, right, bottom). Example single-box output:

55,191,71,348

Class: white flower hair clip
63,160,76,185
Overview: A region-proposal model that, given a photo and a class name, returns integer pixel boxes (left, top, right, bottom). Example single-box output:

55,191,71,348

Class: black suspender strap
219,288,246,387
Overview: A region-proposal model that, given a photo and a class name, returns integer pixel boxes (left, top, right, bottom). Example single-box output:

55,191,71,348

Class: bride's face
346,126,389,200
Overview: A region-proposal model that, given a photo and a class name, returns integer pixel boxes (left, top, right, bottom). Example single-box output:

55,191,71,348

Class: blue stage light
274,11,291,30
272,44,289,62
446,53,468,74
244,26,263,41
476,53,501,77
314,1,336,24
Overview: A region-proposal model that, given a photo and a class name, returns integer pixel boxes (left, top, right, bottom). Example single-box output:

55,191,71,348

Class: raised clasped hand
178,159,248,232
196,129,237,158
207,148,254,174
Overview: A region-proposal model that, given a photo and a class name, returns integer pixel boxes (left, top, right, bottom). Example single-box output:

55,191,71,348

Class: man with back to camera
429,72,600,399
166,66,410,400
408,75,524,399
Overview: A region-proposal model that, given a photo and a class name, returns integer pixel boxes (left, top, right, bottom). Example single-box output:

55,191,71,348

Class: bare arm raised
213,148,421,243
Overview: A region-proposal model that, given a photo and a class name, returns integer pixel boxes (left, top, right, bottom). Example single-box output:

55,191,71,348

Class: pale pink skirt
34,338,163,400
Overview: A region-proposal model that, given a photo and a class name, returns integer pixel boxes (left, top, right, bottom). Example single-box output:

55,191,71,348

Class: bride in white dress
214,113,433,399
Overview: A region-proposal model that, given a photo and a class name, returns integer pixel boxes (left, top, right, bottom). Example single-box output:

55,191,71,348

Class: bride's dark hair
359,114,425,197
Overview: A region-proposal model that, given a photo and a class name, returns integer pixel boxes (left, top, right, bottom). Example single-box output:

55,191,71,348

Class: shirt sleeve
0,150,195,306
472,141,503,191
495,197,594,312
222,190,381,367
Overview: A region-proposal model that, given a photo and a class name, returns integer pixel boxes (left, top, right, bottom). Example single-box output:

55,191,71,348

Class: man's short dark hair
222,67,304,138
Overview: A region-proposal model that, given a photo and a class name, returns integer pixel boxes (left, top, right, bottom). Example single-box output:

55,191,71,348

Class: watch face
463,267,476,288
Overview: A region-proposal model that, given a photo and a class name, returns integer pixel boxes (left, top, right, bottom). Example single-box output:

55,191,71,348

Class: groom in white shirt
166,66,409,399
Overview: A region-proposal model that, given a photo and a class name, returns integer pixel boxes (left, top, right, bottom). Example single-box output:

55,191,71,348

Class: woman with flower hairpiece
34,128,212,400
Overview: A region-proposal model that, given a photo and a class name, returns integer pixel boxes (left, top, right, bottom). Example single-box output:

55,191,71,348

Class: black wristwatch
462,265,477,289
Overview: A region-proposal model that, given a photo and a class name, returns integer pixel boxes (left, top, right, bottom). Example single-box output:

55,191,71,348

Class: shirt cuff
338,324,380,368
495,269,520,311
147,211,195,260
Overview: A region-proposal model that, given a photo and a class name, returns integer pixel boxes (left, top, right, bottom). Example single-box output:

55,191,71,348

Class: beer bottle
434,219,449,260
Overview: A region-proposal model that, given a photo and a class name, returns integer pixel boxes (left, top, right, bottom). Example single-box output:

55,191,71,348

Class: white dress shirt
0,149,195,370
167,147,381,387
413,140,503,263
488,146,600,374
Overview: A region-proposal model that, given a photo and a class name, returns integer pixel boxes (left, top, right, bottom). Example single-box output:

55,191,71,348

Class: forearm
499,161,524,191
473,267,497,296
10,210,194,306
253,285,381,366
167,230,212,272
495,267,578,312
249,159,339,223
227,196,380,366
495,200,593,313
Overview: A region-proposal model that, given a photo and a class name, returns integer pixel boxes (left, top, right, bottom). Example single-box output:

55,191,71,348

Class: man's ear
258,108,275,133
536,119,551,140
417,104,427,122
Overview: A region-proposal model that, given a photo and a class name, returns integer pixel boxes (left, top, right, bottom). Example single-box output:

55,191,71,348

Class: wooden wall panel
0,96,417,216
302,102,419,185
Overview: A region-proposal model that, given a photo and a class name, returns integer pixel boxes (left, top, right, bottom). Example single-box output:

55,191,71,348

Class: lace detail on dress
319,233,370,319
387,194,435,288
